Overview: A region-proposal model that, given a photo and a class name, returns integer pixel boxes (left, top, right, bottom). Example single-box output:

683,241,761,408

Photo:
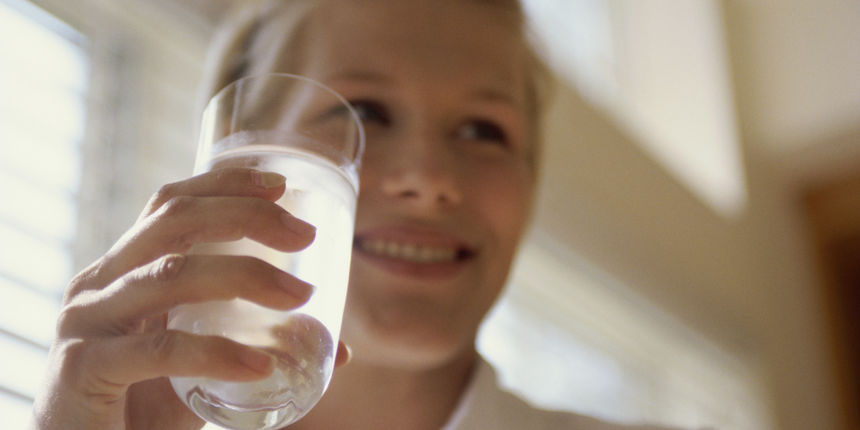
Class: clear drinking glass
167,73,364,430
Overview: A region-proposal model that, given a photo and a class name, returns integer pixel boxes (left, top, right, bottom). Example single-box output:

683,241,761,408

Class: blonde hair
200,0,551,170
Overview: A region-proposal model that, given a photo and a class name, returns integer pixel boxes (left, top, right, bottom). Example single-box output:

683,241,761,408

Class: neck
289,349,478,430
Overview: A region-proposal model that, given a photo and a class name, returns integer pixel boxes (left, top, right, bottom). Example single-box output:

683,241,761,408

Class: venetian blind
0,1,88,427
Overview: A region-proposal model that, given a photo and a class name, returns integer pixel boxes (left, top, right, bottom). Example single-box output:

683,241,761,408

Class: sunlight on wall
479,232,774,430
523,0,747,217
522,0,617,108
0,0,87,423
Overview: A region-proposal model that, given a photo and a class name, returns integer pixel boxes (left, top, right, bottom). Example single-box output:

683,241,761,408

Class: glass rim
204,72,366,166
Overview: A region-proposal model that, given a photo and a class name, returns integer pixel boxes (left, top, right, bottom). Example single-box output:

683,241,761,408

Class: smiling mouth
354,238,474,264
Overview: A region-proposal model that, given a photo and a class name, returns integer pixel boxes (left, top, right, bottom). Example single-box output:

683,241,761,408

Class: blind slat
0,223,72,294
0,0,87,418
0,389,34,429
0,332,49,400
0,169,78,241
0,276,61,348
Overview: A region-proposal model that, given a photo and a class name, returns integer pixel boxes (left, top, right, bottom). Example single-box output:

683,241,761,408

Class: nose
379,143,462,208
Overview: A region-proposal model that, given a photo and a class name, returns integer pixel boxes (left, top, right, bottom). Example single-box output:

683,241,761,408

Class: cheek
355,152,382,199
468,163,533,245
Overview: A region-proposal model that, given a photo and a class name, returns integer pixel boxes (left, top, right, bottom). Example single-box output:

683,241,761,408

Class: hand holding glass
168,74,364,430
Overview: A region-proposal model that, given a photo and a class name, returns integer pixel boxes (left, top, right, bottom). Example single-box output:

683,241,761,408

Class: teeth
359,239,459,263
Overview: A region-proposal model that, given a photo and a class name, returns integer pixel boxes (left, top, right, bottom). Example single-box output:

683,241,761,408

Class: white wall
522,0,858,428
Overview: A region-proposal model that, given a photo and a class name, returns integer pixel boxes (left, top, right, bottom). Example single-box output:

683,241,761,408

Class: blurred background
1,0,858,429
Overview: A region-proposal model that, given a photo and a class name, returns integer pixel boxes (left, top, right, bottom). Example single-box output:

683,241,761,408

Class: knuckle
64,261,101,303
150,254,187,283
152,182,180,207
213,223,244,242
154,197,201,251
167,231,197,254
142,182,181,217
54,338,125,399
56,338,88,365
251,196,276,211
237,255,273,275
150,330,182,363
65,274,87,300
160,195,197,217
55,301,90,336
213,167,235,183
246,199,280,224
214,166,252,183
53,338,90,383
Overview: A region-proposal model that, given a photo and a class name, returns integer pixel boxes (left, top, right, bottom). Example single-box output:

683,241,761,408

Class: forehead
300,0,527,97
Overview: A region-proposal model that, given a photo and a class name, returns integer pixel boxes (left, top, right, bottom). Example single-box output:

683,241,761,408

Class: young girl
32,1,675,429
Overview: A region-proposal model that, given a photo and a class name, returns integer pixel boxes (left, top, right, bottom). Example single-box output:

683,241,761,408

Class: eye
349,100,391,126
457,119,509,146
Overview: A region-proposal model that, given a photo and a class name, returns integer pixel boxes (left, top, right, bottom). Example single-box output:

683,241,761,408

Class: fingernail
238,347,274,373
281,212,316,238
252,170,285,189
343,344,353,365
334,343,352,368
278,273,314,301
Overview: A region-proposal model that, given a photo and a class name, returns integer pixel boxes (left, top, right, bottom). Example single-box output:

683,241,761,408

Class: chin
341,304,480,370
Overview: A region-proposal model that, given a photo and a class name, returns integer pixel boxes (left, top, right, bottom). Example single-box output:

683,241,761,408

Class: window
0,0,88,425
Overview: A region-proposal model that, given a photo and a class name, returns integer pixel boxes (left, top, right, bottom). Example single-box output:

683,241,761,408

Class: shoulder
483,383,673,430
447,358,686,430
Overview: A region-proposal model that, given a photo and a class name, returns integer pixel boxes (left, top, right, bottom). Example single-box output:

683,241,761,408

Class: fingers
42,167,325,429
59,254,313,337
147,192,314,255
87,193,314,295
139,167,287,220
57,331,276,392
67,167,316,299
58,333,351,403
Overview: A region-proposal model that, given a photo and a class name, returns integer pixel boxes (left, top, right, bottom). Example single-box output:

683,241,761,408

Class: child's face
300,0,534,367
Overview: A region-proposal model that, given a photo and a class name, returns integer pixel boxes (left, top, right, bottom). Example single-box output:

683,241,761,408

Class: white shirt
199,358,689,430
441,358,683,430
